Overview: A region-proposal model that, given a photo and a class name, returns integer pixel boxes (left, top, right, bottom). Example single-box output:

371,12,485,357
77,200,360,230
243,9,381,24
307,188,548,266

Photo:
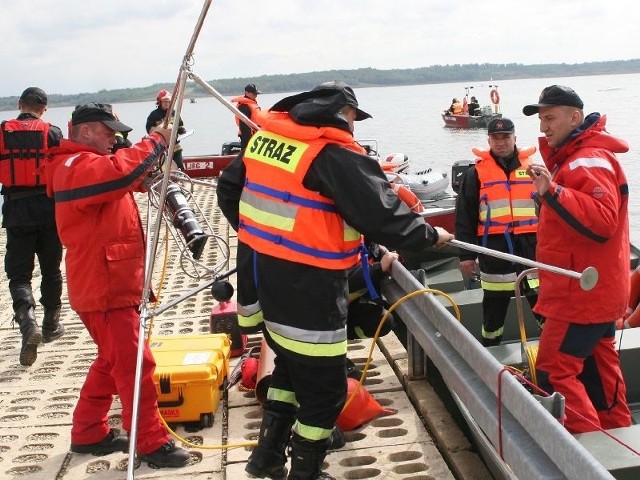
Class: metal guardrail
382,263,615,480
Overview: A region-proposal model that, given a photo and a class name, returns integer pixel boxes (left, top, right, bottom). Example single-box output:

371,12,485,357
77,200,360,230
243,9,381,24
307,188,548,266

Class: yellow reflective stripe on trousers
265,326,347,358
237,301,265,329
266,387,299,407
482,325,504,339
292,420,333,441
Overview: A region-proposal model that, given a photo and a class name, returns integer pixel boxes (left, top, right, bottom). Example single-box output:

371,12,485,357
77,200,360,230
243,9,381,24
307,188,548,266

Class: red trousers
535,319,631,433
71,307,168,454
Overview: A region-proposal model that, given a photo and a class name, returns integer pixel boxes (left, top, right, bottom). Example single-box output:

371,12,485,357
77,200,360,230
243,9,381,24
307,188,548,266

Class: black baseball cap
487,118,515,135
523,85,584,116
271,81,372,121
245,84,262,94
19,87,48,106
71,103,132,132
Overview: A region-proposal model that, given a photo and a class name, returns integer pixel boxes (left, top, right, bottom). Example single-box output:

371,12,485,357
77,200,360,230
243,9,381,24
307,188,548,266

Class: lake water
2,73,639,240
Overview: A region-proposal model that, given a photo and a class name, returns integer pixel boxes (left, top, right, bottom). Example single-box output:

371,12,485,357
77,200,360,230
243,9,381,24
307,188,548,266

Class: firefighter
231,83,262,150
217,81,453,480
0,87,65,366
455,117,541,346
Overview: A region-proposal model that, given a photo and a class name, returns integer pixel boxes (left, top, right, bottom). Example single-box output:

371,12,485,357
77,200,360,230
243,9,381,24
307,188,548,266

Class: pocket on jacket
105,242,143,304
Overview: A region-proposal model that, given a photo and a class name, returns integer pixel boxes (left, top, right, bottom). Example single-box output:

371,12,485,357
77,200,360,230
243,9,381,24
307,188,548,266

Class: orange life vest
474,147,538,238
238,112,364,270
0,118,50,187
231,96,261,134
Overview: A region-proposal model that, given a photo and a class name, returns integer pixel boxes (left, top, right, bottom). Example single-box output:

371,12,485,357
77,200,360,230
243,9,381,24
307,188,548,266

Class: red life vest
238,112,364,270
474,147,538,238
0,118,50,187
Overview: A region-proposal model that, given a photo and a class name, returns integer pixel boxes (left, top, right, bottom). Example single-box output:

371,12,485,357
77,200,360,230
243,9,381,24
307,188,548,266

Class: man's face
341,106,357,132
538,106,581,148
488,132,516,158
159,99,171,111
83,122,117,154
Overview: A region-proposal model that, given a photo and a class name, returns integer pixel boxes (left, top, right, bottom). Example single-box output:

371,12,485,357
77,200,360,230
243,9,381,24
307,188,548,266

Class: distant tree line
2,59,640,112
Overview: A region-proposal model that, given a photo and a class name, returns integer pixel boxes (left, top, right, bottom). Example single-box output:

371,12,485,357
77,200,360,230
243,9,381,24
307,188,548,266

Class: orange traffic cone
336,378,395,431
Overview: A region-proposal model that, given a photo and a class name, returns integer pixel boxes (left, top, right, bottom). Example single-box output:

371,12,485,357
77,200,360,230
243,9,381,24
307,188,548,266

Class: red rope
497,366,640,457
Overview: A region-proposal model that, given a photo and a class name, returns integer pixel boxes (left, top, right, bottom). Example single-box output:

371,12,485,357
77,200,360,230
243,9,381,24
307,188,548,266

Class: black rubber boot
245,410,294,480
42,306,65,343
14,304,42,367
288,434,335,480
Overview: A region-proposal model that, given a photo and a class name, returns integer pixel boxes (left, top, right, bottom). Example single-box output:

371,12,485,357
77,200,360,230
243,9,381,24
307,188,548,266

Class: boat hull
442,112,502,129
183,154,236,178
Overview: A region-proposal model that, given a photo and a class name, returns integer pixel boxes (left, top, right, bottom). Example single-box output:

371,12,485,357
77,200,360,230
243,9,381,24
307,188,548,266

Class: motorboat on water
442,84,502,129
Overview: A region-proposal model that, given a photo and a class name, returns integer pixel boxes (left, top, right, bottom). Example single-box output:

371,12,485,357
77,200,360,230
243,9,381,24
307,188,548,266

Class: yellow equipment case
150,333,231,428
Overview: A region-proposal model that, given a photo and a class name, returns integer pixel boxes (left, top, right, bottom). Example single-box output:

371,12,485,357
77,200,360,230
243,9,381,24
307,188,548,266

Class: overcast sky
2,0,639,98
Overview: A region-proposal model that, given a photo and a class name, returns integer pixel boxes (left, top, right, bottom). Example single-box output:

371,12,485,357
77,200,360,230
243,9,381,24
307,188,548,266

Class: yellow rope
342,287,461,412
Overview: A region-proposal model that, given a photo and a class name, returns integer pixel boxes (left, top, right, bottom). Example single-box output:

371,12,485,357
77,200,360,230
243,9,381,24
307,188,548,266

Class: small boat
442,84,502,129
182,141,240,178
386,169,450,202
190,97,197,103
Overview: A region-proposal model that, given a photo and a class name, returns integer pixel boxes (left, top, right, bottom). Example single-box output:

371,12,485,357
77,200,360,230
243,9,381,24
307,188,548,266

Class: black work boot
42,306,65,343
70,428,129,455
246,410,294,480
138,440,190,468
14,304,42,367
288,434,335,480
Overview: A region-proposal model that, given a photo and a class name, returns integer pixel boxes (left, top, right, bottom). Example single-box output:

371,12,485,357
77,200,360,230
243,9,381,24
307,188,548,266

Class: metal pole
128,2,213,478
448,239,598,291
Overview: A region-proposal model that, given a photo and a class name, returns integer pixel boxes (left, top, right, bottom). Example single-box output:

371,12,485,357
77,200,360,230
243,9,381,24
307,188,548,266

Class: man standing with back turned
218,81,453,480
1,87,65,366
523,85,631,433
455,117,540,346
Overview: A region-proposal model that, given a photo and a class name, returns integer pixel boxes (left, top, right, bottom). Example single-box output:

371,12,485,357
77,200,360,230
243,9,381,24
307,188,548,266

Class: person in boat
0,87,65,367
43,104,191,467
523,85,632,434
455,117,541,346
145,89,187,171
216,80,453,480
231,83,262,151
447,97,463,115
468,96,481,116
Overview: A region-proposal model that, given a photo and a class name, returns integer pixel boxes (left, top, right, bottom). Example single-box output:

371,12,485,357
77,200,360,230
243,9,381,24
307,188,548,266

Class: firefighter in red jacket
44,103,190,467
0,87,65,366
524,85,632,433
231,83,262,150
217,81,453,480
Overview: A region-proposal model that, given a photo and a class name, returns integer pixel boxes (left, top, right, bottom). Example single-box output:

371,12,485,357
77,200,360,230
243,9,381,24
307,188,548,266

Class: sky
2,0,639,98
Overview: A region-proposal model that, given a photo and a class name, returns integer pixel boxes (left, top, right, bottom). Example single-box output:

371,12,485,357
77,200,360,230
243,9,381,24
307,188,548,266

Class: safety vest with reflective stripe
474,147,538,237
238,113,364,270
0,118,50,187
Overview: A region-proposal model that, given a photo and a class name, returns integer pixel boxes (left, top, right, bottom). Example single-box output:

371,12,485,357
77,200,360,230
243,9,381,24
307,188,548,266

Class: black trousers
4,223,63,312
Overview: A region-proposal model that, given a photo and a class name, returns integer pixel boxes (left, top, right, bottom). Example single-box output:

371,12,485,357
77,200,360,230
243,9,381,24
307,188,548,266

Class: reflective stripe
292,420,333,441
241,222,361,260
266,387,298,407
482,325,504,339
569,157,614,173
344,222,360,242
237,300,264,329
265,320,346,344
480,272,539,291
265,324,347,358
481,279,515,291
353,326,367,339
240,199,295,232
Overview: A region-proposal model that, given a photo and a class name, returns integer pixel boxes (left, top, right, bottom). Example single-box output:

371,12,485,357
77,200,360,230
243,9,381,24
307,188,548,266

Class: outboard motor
451,159,476,194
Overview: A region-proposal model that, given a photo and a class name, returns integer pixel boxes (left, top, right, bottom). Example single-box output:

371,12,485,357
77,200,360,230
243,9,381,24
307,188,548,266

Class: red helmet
156,89,171,102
